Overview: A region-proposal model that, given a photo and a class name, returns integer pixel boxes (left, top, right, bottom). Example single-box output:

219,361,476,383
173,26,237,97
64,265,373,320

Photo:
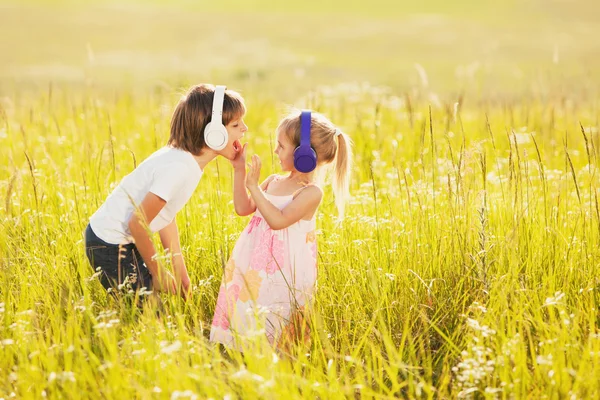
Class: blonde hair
168,84,246,155
277,110,353,218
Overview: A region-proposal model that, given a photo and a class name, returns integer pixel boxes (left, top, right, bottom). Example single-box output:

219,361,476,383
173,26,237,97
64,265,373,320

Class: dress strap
292,184,315,199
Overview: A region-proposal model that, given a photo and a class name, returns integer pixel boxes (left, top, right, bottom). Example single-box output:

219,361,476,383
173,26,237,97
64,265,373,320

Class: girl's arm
246,155,323,230
159,220,190,299
231,143,275,216
128,193,177,294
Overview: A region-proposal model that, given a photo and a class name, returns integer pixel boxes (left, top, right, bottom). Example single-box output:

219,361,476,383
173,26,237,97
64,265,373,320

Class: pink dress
210,185,318,349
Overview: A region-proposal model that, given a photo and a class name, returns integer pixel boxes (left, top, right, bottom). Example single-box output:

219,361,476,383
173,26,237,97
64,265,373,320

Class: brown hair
168,84,246,155
277,110,353,218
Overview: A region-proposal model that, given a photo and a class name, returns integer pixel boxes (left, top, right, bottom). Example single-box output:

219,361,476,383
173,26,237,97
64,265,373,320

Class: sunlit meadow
1,0,600,398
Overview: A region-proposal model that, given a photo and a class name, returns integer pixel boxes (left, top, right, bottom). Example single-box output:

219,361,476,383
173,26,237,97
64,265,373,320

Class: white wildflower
48,371,76,384
171,390,197,400
544,291,566,306
536,354,553,366
160,340,182,354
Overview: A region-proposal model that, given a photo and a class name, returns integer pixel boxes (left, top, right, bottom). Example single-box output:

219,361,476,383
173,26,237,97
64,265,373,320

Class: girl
210,109,352,349
85,84,248,298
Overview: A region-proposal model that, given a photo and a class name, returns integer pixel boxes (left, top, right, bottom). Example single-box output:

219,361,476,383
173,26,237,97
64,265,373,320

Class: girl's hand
230,143,247,170
245,154,261,190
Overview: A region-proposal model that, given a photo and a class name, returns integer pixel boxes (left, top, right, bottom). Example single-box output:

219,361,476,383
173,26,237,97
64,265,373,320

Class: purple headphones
293,110,317,173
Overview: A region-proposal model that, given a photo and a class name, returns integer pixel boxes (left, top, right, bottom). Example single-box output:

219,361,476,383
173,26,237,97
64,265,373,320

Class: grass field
1,0,600,398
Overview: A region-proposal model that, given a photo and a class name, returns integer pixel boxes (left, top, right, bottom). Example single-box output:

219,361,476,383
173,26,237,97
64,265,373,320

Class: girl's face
274,129,296,171
221,115,248,160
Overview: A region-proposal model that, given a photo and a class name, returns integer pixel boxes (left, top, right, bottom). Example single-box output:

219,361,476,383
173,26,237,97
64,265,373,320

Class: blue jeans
84,224,153,292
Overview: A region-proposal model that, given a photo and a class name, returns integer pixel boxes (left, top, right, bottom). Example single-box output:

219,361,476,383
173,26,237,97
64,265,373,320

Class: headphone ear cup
294,145,317,173
204,122,228,151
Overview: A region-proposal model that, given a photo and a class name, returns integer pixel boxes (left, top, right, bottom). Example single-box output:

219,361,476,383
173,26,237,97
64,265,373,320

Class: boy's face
219,115,248,160
274,129,295,171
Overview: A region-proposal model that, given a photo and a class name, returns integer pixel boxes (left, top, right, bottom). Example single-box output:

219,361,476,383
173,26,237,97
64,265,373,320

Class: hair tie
334,128,342,137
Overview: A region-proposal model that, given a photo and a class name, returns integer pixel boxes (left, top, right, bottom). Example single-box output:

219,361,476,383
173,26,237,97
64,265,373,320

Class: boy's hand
230,143,247,170
245,154,261,189
152,269,177,294
177,274,192,301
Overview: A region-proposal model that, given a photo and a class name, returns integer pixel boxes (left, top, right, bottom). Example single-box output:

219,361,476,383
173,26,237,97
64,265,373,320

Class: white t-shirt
90,146,203,244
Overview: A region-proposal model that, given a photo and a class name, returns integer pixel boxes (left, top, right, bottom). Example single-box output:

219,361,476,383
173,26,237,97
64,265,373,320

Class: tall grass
1,82,599,398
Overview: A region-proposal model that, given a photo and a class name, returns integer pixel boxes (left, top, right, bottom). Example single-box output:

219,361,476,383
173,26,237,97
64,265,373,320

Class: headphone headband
212,85,226,124
300,110,311,147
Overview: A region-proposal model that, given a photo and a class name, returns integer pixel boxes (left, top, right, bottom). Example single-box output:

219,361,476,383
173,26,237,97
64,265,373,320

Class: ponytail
333,130,353,219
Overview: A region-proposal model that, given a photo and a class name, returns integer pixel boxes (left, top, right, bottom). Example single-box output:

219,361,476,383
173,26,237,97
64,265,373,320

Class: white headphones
204,85,228,151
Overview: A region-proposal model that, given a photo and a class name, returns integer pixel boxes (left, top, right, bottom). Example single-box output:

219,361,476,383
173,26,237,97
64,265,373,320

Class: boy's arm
246,155,323,230
128,192,177,294
159,220,191,299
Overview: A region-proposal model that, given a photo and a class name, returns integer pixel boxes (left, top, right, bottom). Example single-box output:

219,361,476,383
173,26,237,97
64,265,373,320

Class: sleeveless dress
210,181,318,349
